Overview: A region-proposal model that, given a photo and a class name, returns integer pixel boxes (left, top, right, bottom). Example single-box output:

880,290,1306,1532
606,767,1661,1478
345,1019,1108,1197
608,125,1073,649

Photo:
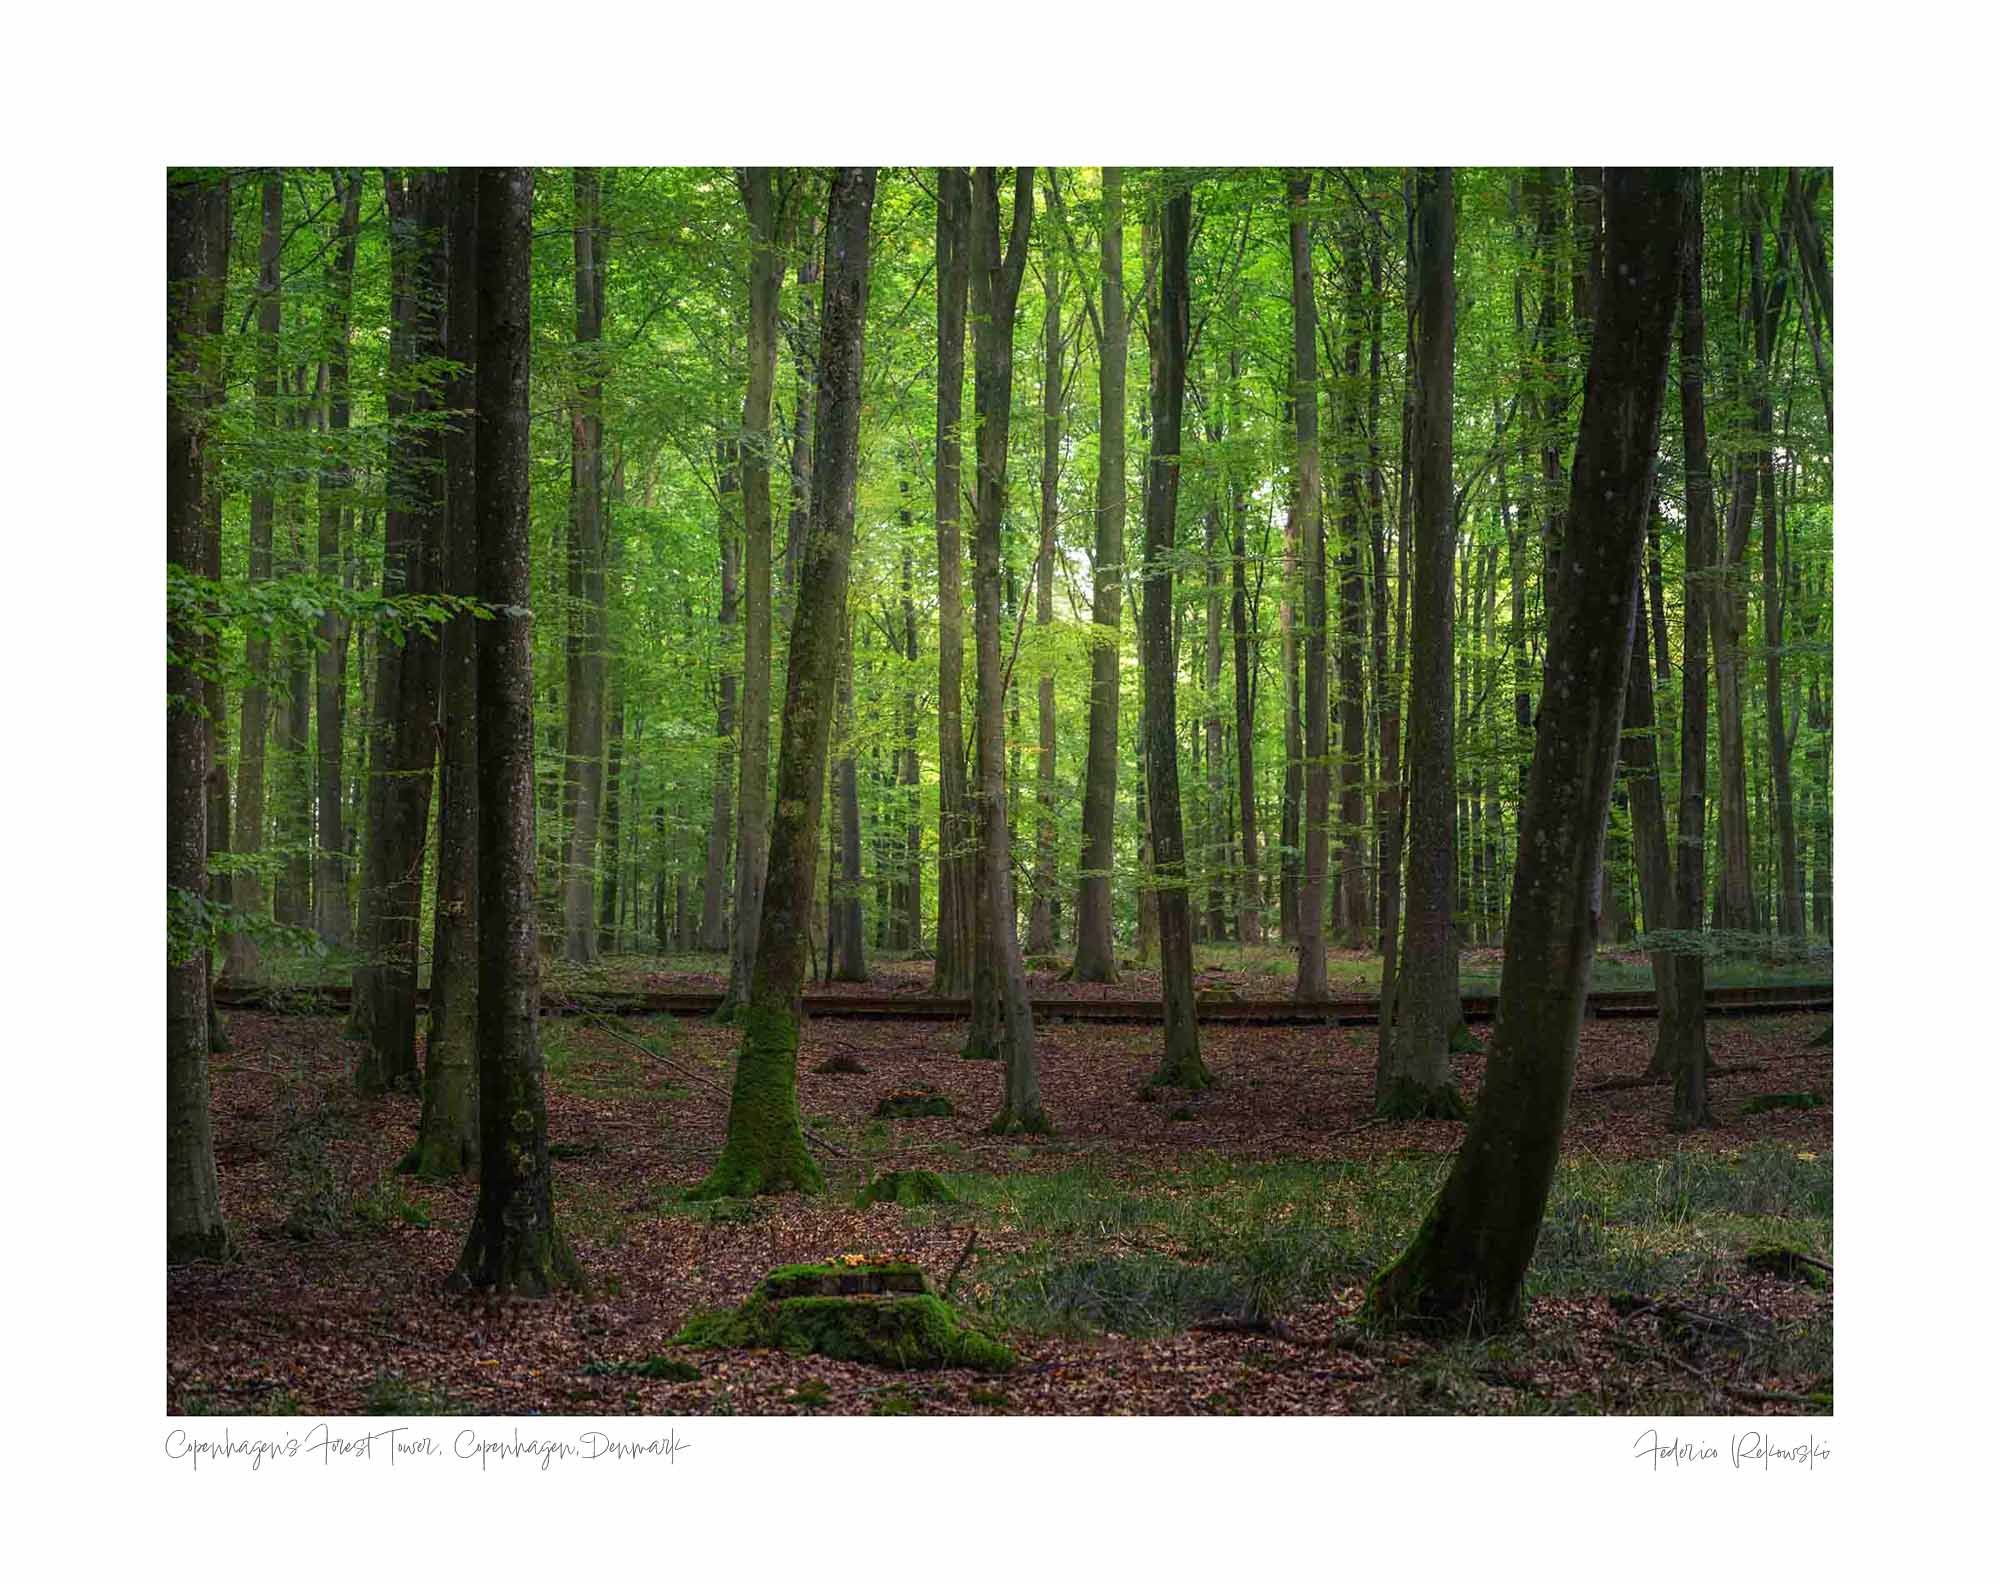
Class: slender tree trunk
832,609,866,980
356,171,447,1094
1377,168,1465,1119
702,443,740,952
1369,168,1689,1332
1660,172,1718,1128
314,171,361,948
273,359,315,930
1073,166,1125,983
1336,235,1370,947
1288,174,1330,1003
932,167,977,997
452,168,581,1295
168,171,231,1263
718,168,784,1017
1140,184,1211,1090
228,173,283,983
693,167,877,1198
1227,348,1263,943
1620,522,1677,1081
411,168,481,1179
901,544,923,952
970,167,1045,1129
561,168,609,963
1028,252,1061,956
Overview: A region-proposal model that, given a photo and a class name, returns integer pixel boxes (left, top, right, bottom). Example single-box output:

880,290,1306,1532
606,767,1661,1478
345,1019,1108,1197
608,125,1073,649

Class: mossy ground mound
674,1259,1013,1372
1743,1091,1826,1114
1743,1241,1831,1290
858,1170,957,1207
874,1087,956,1119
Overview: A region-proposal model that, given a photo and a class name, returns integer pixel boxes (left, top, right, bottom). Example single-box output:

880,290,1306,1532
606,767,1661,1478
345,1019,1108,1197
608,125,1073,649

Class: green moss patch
674,1260,1013,1372
858,1170,958,1208
874,1087,957,1120
1743,1241,1831,1289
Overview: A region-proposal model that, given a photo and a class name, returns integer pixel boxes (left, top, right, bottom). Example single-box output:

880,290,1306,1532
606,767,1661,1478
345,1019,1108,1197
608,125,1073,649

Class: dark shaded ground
171,1005,1832,1417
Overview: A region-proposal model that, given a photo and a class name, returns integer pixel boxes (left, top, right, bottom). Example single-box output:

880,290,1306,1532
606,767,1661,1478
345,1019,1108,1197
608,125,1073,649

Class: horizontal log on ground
213,980,1831,1026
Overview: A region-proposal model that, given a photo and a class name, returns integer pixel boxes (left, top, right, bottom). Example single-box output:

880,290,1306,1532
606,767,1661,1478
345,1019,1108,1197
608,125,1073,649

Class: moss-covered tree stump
873,1087,957,1120
673,1258,1013,1372
857,1170,957,1207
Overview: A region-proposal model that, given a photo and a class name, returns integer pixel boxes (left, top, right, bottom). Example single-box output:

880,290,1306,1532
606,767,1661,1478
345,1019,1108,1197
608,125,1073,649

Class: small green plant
792,1377,832,1408
352,1173,432,1230
871,1390,916,1416
364,1371,459,1416
582,1356,701,1382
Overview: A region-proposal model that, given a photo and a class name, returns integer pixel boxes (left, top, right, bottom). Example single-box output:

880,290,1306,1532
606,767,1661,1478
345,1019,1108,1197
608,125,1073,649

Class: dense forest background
175,166,1831,1004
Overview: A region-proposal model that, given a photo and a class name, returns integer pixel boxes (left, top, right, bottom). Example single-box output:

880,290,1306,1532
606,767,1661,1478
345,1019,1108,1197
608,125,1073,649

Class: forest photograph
164,157,1839,1428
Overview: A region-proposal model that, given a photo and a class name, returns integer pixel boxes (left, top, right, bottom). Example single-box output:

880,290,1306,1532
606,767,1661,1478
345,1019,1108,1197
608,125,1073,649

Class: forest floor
170,998,1833,1419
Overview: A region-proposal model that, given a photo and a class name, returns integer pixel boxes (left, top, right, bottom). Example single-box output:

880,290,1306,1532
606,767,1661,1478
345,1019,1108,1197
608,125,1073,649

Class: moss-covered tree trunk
1369,167,1689,1333
412,168,481,1180
1071,166,1125,984
693,167,878,1200
970,167,1046,1132
169,170,232,1265
452,168,581,1297
1139,184,1211,1092
1376,168,1465,1121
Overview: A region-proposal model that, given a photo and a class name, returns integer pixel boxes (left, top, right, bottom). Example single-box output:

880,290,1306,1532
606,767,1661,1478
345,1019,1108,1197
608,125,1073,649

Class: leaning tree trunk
1072,166,1126,983
1140,184,1211,1092
452,167,582,1297
1369,167,1689,1333
410,167,480,1181
314,170,361,948
970,167,1046,1131
355,170,447,1096
560,167,609,964
718,167,785,1019
692,167,878,1199
1376,169,1466,1121
168,170,231,1264
1288,173,1330,1004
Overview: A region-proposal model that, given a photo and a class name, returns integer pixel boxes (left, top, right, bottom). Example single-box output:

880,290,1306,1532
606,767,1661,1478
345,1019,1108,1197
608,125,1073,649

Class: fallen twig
943,1228,980,1300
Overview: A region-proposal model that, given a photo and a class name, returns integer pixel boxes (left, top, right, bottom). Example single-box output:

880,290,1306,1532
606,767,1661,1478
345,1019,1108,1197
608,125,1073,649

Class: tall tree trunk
932,167,977,997
273,359,315,931
1072,166,1126,983
719,168,785,1017
411,168,481,1180
355,170,447,1094
1660,172,1718,1128
1140,183,1211,1091
1288,173,1330,1004
228,172,283,983
970,167,1045,1130
168,170,231,1263
1369,168,1689,1332
1028,250,1061,956
1227,348,1262,943
780,203,821,624
692,167,877,1199
1377,168,1465,1119
452,168,581,1295
1336,233,1370,947
314,170,361,948
561,168,609,963
701,442,740,951
901,543,923,952
1620,519,1677,1081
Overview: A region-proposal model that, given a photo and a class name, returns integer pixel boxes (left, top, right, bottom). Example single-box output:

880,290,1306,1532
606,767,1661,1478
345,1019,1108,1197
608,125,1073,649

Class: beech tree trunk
1336,234,1370,948
355,170,446,1094
1072,166,1125,983
1369,168,1689,1332
561,168,609,964
1377,168,1465,1120
451,168,581,1295
1227,348,1262,943
227,172,283,983
692,167,877,1199
932,167,976,996
1289,174,1330,1003
718,168,785,1018
314,170,361,948
411,167,480,1180
701,442,739,951
1140,184,1211,1091
831,609,866,980
1028,250,1061,957
168,170,231,1264
970,167,1045,1130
